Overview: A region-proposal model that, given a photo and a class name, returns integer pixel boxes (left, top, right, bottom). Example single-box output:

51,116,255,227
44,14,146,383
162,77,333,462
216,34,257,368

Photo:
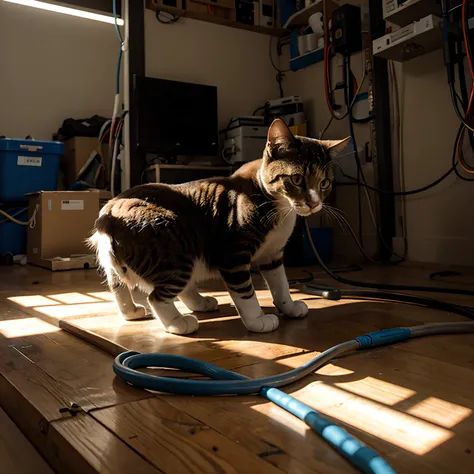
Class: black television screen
134,76,218,157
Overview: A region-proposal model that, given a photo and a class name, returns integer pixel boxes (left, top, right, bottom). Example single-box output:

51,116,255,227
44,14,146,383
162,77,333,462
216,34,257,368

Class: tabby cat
88,119,349,335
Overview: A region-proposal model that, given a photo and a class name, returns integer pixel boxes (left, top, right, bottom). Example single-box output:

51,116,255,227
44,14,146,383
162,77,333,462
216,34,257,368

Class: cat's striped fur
88,119,349,334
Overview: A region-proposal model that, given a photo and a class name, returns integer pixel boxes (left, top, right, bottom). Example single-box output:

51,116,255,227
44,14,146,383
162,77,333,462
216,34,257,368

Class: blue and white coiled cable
114,321,474,474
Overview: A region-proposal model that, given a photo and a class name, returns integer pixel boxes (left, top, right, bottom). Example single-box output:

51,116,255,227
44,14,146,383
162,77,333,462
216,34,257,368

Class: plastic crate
0,138,63,203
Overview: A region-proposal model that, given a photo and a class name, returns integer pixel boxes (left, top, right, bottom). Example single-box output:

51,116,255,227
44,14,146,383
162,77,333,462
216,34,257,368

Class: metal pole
122,0,131,191
124,0,145,189
368,0,396,260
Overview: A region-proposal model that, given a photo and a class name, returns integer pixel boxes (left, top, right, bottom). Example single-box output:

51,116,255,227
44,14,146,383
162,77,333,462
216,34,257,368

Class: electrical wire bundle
321,0,474,266
446,0,474,180
339,0,474,197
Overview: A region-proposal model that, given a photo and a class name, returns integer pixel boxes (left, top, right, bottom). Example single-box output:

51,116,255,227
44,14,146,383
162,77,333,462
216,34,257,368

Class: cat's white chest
252,210,297,265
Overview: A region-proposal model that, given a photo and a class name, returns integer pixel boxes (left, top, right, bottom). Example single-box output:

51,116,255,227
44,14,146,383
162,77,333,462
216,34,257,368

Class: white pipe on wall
121,0,131,191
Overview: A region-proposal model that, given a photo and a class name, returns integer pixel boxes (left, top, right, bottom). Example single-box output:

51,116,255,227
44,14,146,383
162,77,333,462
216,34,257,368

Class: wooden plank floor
0,407,53,474
1,263,474,473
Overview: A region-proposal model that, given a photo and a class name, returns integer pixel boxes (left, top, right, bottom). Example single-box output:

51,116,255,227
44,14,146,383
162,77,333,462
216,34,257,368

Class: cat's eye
320,178,331,190
291,174,304,186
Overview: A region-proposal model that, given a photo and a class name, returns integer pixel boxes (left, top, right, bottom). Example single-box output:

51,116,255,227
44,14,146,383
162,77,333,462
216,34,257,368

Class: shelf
289,46,325,71
283,0,335,29
383,0,442,27
146,2,287,37
373,14,443,62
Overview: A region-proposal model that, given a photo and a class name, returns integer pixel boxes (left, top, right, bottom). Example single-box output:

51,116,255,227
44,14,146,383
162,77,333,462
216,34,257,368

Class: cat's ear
267,119,295,145
319,137,351,158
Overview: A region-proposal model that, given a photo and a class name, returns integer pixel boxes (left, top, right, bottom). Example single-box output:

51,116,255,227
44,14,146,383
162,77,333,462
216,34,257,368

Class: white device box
259,0,275,28
373,14,443,62
223,125,269,164
267,96,302,108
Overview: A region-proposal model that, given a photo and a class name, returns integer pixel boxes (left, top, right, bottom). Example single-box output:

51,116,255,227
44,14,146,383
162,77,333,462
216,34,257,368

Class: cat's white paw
165,314,199,335
184,296,218,313
121,304,153,321
244,313,279,333
281,300,309,319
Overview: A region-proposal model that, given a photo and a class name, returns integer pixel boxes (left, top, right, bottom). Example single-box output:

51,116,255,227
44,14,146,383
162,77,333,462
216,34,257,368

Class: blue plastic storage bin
0,138,63,203
0,207,28,255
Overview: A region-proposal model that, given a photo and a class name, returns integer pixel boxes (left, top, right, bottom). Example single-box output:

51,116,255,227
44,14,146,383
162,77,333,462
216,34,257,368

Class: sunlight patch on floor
252,402,311,437
32,302,116,319
407,396,473,429
0,317,60,338
8,295,60,307
292,382,453,455
335,376,416,406
87,292,115,301
47,292,100,304
199,315,240,324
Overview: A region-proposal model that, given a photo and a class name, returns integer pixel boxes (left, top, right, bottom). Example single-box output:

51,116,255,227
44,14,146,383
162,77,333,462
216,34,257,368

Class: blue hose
113,323,474,473
113,328,422,474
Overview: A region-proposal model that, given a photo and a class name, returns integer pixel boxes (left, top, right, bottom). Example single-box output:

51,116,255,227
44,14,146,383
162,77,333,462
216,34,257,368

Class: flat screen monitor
134,75,218,157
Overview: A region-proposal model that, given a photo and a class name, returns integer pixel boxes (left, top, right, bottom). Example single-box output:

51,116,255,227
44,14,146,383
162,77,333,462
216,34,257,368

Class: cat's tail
86,216,125,279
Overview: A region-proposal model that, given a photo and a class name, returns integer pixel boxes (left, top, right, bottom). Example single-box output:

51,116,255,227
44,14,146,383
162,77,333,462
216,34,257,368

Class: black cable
342,59,364,245
319,116,333,139
253,105,267,116
344,55,404,263
342,121,474,191
269,35,290,74
303,218,474,302
276,72,285,98
340,167,454,195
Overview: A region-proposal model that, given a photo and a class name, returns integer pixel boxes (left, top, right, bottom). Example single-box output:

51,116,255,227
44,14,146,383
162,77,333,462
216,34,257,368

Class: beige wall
398,50,474,266
144,10,278,129
0,1,118,140
0,3,278,140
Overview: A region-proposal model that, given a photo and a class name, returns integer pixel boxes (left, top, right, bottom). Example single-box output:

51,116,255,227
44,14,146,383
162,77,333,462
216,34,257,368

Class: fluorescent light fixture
3,0,124,25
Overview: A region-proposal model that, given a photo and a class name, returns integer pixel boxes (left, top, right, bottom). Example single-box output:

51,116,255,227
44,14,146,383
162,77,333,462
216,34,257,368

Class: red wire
463,0,474,78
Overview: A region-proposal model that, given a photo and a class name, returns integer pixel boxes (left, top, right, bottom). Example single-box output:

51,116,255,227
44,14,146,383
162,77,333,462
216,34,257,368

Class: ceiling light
3,0,124,26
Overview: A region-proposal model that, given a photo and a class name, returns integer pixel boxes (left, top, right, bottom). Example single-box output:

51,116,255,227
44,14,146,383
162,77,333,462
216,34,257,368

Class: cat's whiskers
322,204,346,232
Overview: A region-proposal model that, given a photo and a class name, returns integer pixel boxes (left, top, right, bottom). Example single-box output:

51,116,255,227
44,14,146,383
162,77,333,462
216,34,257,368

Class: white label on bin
18,156,42,167
61,200,84,211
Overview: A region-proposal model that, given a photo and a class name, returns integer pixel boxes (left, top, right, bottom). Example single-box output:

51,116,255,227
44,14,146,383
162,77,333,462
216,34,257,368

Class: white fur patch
252,209,296,265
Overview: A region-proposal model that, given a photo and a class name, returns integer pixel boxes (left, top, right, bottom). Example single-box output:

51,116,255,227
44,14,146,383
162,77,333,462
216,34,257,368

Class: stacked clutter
0,137,63,265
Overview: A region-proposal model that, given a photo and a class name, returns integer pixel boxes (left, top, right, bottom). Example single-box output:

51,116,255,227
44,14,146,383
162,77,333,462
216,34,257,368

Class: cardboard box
62,137,109,188
27,191,99,270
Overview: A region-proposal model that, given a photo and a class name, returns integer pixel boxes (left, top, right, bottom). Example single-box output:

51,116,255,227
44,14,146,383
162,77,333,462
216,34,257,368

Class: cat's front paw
121,304,153,321
280,300,309,319
165,314,199,335
186,296,218,313
244,313,279,333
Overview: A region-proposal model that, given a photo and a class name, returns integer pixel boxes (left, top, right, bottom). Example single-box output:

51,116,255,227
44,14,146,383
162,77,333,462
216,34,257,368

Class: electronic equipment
331,3,362,55
382,0,442,27
222,117,269,164
373,14,443,62
236,0,256,26
134,76,218,157
259,0,275,28
267,95,301,108
266,96,305,127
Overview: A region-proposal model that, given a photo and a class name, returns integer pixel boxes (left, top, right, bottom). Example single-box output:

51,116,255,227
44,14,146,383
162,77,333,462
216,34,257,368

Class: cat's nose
308,201,321,210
